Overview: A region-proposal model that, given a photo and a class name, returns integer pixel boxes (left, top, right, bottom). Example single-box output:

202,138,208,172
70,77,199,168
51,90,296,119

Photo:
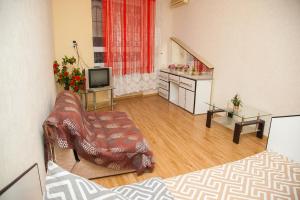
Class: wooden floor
93,95,267,188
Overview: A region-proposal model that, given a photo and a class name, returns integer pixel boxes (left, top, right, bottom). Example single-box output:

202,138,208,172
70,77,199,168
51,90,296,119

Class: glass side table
80,86,115,111
205,102,271,144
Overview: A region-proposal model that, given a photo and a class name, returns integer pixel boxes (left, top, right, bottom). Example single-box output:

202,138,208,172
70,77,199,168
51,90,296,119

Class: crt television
85,67,112,89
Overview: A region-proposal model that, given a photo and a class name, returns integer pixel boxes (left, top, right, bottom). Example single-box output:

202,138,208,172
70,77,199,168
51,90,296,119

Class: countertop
160,69,213,81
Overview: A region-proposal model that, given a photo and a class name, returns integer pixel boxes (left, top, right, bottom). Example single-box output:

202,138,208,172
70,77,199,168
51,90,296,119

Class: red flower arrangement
53,56,85,93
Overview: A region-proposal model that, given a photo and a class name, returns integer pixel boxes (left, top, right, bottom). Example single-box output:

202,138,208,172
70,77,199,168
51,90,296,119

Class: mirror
171,41,194,67
170,37,213,75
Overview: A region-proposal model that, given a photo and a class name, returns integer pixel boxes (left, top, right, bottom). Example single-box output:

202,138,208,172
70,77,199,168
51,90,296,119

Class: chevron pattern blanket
112,177,174,200
45,161,173,200
164,151,300,200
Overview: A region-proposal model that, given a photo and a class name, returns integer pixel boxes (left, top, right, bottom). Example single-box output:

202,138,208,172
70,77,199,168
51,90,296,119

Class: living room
0,0,299,199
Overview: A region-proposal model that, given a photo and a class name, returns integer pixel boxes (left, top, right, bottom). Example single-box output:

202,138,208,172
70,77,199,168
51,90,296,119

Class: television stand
80,86,115,111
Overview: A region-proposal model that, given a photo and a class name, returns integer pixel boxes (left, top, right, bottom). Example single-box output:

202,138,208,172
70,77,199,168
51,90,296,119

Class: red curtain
103,0,155,76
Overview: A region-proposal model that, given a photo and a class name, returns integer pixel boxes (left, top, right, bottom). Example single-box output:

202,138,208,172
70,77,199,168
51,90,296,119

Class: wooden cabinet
158,70,212,115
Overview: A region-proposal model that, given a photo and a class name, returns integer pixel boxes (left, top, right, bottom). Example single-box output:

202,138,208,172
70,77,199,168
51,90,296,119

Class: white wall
52,0,94,67
267,116,300,162
155,0,173,69
0,0,56,190
171,0,300,116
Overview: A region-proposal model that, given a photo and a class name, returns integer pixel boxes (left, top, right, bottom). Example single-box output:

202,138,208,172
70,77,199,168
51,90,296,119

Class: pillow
112,177,174,200
44,161,129,200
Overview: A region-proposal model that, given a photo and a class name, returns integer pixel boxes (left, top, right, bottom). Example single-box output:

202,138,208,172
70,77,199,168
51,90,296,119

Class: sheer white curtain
113,72,158,96
102,0,157,96
92,0,158,96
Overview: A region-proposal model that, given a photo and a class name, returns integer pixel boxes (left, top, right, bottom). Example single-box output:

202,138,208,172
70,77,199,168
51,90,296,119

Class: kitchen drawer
158,88,169,99
169,74,179,84
179,77,195,91
158,80,169,90
158,71,169,81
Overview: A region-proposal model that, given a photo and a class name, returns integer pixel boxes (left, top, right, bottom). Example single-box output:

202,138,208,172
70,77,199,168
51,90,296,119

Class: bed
164,151,300,199
164,115,300,199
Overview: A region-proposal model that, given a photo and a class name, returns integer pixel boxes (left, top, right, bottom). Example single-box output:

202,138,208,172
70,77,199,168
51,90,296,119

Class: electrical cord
73,41,90,69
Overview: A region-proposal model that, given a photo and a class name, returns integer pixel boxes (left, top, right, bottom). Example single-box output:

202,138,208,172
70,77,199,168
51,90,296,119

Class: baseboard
114,90,158,101
114,92,143,101
142,89,158,96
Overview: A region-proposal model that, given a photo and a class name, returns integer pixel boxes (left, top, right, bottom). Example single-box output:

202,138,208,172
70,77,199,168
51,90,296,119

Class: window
92,0,104,67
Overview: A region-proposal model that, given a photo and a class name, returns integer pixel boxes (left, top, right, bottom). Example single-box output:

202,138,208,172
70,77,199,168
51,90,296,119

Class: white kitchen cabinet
178,87,186,108
169,74,180,84
185,90,195,113
158,88,168,99
158,69,212,115
169,82,179,105
179,77,195,91
158,72,169,81
194,80,212,114
158,79,169,90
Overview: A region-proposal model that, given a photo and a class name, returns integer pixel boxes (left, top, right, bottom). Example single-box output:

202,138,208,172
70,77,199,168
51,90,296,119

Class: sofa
43,91,154,173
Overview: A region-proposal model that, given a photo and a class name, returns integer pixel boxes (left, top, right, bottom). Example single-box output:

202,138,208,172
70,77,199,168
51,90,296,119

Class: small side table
205,103,271,144
80,86,115,111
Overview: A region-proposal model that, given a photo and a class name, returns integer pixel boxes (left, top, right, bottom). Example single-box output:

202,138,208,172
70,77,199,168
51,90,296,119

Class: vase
64,85,70,90
233,105,239,113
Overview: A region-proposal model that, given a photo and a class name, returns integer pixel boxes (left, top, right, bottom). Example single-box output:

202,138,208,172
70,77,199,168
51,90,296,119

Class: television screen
89,68,110,88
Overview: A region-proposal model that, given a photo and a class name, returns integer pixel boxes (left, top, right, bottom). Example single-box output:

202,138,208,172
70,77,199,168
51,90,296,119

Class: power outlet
72,40,77,48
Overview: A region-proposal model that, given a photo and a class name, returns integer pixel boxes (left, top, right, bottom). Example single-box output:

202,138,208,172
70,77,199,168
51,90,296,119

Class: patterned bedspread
164,151,300,200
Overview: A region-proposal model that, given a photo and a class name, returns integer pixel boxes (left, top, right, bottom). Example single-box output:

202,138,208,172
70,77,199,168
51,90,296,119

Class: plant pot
233,105,239,113
227,112,234,118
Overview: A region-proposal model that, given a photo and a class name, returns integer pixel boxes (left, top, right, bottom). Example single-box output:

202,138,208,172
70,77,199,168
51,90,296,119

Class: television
85,67,113,90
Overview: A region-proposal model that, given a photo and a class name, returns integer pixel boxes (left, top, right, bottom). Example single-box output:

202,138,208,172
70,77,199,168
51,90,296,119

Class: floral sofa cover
44,91,154,173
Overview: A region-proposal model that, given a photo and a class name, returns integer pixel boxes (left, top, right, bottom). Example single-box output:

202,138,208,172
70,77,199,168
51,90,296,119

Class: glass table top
206,102,271,119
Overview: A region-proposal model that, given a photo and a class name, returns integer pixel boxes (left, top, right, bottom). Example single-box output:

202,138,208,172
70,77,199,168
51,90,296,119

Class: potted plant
52,56,86,93
231,94,242,113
